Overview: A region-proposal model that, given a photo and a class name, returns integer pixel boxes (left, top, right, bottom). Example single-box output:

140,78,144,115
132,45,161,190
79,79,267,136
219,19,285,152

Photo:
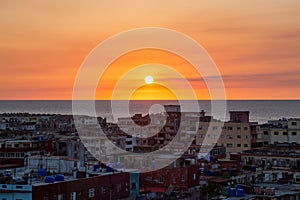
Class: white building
260,118,300,145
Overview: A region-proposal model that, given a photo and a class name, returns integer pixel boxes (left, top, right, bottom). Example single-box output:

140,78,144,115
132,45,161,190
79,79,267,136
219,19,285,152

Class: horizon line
0,99,300,101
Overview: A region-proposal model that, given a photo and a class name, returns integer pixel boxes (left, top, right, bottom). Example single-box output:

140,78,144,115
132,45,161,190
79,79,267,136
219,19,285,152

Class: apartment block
259,118,300,145
197,111,252,154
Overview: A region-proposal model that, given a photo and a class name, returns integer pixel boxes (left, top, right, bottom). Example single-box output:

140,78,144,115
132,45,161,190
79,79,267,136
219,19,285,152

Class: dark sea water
0,100,299,124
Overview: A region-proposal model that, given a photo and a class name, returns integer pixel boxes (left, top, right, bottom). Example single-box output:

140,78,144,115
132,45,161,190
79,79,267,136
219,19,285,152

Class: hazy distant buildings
242,144,300,171
259,118,300,145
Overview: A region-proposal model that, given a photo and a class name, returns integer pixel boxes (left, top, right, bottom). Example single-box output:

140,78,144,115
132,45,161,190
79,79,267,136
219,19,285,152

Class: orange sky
0,1,300,100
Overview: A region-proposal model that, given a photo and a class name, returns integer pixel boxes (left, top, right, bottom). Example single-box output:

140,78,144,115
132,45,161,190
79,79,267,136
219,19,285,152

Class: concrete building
27,156,79,174
288,118,300,144
241,144,300,173
140,165,205,199
252,183,300,200
259,118,300,145
55,136,85,165
117,105,199,151
0,171,140,200
197,111,252,154
0,184,33,200
0,139,54,159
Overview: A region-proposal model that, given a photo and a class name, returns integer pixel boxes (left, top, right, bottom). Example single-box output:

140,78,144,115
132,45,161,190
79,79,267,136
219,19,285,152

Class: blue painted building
0,184,32,200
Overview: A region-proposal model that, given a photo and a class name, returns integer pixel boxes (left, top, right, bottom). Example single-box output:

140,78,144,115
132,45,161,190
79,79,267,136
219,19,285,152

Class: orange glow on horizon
95,49,210,100
130,83,177,100
0,1,300,100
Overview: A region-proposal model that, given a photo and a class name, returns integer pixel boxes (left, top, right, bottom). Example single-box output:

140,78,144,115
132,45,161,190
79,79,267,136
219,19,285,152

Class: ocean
0,100,299,124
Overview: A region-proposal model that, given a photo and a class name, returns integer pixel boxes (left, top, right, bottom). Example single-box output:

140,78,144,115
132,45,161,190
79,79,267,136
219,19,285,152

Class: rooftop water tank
44,176,55,183
106,163,114,172
236,184,242,189
230,188,236,197
93,164,100,171
237,189,244,197
106,166,113,172
55,174,64,182
37,169,46,176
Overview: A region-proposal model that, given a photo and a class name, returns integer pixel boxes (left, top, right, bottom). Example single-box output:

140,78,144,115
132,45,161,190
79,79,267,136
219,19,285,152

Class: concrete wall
0,184,32,200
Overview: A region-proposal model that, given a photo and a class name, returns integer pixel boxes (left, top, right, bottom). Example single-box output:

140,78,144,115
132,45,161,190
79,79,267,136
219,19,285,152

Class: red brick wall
140,166,199,191
32,173,130,200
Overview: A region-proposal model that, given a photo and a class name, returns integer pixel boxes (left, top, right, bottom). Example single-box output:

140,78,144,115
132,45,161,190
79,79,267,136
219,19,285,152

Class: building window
283,132,288,135
88,188,95,198
159,177,164,183
16,185,23,189
146,176,152,181
181,175,186,182
244,127,248,130
237,135,241,139
101,186,107,194
2,185,7,188
226,135,232,139
70,192,76,200
117,184,122,193
227,126,233,130
263,131,269,135
227,143,233,147
237,127,241,130
244,144,248,147
110,185,114,192
131,182,136,190
292,132,297,136
237,144,241,147
274,132,279,135
264,141,269,145
58,194,64,200
291,122,297,126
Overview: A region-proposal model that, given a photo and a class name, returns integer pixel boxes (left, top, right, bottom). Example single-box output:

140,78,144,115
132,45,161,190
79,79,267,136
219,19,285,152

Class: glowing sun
145,75,154,84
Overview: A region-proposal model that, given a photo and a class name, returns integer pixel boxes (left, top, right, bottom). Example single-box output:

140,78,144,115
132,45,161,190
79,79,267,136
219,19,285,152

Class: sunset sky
0,1,300,100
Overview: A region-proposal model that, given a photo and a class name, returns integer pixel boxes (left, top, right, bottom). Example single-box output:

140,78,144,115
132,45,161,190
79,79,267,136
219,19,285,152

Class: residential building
140,165,205,199
242,144,300,172
197,111,252,154
0,171,139,200
259,118,300,145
